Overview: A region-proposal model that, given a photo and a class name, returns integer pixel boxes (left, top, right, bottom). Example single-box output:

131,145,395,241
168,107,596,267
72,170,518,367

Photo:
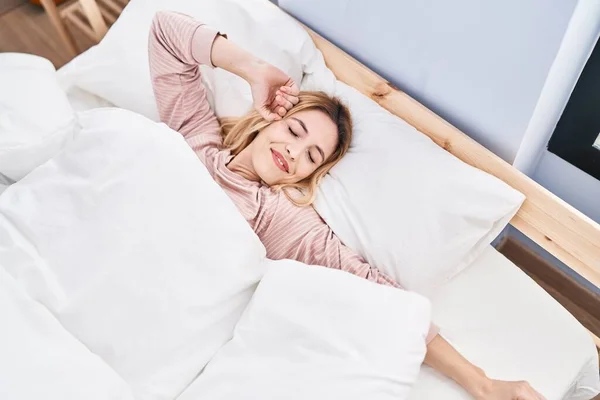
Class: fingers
274,86,299,118
283,80,300,96
259,105,281,122
275,94,294,110
267,98,287,118
259,81,300,121
517,381,545,400
277,90,299,105
265,92,296,120
279,86,299,103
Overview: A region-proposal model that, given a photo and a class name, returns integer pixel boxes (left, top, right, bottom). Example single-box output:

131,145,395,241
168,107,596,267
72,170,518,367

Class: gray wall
279,0,576,163
535,153,600,223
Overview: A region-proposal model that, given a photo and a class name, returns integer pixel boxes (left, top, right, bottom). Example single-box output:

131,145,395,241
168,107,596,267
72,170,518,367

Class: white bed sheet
413,245,600,400
62,89,600,400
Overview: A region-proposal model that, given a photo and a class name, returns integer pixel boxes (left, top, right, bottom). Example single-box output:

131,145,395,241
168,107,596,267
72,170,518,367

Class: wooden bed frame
43,0,600,347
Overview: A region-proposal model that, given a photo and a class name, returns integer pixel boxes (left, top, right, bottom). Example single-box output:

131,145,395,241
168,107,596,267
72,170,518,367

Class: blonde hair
219,91,352,207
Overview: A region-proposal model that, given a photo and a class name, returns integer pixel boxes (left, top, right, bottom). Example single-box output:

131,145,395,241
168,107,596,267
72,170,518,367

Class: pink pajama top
149,11,438,343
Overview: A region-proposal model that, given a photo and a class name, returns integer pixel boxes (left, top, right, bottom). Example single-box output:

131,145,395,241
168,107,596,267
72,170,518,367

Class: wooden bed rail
303,26,600,292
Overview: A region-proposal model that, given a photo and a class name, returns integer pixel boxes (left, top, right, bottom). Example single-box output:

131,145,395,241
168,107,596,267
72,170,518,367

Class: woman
149,11,544,400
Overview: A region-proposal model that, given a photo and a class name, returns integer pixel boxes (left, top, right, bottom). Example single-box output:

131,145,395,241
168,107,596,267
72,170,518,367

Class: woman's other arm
424,334,545,400
261,202,439,342
263,202,544,399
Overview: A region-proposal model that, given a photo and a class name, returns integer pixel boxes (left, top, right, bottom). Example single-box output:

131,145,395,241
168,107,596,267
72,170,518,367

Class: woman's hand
246,61,299,121
423,335,546,400
475,379,546,400
209,36,299,121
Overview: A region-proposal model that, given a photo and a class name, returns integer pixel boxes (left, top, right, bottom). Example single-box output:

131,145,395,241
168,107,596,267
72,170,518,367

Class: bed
56,13,600,400
1,0,599,399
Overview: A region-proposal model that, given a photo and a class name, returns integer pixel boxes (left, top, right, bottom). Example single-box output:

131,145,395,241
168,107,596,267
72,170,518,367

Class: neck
227,146,261,182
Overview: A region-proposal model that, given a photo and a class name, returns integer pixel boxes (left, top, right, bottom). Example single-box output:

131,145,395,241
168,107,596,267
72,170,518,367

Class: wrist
423,335,492,400
239,58,268,84
461,367,491,399
210,35,264,82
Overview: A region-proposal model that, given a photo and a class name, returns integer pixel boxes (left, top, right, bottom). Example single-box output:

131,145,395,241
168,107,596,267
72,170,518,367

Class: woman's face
249,109,339,185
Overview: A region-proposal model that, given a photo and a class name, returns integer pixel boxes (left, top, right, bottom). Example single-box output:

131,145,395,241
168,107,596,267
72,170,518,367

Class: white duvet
1,54,599,399
0,267,134,400
0,103,431,399
0,107,267,399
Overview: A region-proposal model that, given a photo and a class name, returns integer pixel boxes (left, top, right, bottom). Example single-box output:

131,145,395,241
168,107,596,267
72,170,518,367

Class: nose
285,143,301,161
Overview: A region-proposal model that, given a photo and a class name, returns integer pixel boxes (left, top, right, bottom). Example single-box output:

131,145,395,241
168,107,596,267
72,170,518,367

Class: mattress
61,88,600,400
414,245,600,400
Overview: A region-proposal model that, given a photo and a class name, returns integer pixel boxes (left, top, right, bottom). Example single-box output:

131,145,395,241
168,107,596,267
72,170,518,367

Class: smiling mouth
271,149,289,173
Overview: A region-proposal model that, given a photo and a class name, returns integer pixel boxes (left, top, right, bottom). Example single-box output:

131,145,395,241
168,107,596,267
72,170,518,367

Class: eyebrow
291,117,325,162
291,117,308,134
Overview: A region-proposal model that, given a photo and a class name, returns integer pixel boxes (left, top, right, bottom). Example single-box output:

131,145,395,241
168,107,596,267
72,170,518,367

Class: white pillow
0,268,134,400
0,53,75,181
0,108,266,400
57,0,315,120
179,259,431,400
314,82,525,296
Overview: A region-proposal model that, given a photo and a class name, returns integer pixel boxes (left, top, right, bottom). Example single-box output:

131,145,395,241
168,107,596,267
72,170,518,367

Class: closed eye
307,151,315,164
288,127,298,137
